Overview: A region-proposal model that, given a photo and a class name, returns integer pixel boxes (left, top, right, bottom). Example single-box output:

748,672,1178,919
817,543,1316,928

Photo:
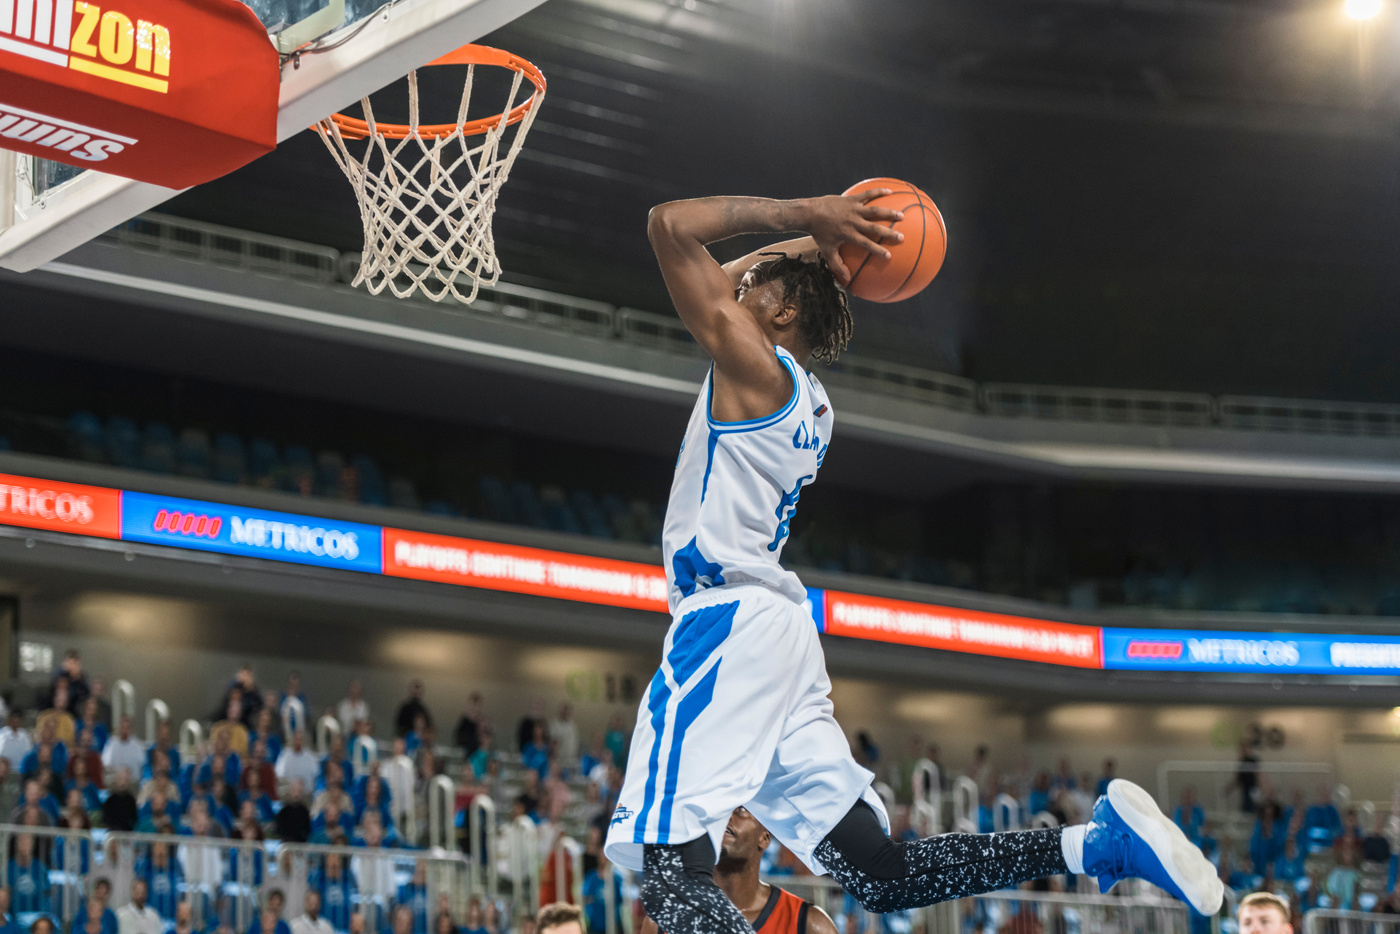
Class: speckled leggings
813,799,1070,912
641,802,1071,929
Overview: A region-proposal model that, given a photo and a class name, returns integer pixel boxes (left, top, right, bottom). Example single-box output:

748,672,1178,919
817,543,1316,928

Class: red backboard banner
823,589,1103,668
0,0,277,188
382,527,670,612
0,472,121,539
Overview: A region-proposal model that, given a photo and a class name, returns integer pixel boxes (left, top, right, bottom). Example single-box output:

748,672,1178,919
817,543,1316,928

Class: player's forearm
647,197,812,249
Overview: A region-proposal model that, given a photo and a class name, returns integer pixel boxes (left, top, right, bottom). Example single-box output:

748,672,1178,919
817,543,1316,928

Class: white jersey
662,346,832,611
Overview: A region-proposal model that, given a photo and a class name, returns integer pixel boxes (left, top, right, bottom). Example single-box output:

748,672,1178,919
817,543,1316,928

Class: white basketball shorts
604,582,889,875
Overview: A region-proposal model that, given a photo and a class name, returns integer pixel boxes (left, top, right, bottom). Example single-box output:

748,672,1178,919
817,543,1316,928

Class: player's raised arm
646,194,902,419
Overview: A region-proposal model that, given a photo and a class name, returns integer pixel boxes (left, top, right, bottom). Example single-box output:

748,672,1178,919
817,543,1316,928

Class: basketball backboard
0,0,546,272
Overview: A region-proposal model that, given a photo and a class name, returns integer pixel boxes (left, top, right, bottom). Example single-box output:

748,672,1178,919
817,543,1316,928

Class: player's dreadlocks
747,253,853,364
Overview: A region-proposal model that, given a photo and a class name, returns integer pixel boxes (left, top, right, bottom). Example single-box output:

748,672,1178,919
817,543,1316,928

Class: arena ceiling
164,0,1400,402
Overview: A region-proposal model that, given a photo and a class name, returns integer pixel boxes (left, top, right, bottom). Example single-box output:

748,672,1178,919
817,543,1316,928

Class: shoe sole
1107,779,1224,915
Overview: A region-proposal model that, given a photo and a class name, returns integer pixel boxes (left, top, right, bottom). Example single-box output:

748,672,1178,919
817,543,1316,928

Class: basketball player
639,808,836,934
602,191,1224,934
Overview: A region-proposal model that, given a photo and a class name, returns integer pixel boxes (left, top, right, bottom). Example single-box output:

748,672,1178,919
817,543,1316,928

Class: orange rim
326,44,546,141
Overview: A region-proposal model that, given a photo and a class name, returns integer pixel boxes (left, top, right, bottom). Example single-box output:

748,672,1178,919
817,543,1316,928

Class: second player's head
717,806,771,868
738,254,852,364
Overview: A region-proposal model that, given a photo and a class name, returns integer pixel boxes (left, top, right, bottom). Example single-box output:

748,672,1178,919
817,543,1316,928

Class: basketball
837,177,947,303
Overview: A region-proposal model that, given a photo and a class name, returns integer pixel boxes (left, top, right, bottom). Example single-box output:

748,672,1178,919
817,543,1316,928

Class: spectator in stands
50,650,90,711
1173,787,1205,843
117,879,163,934
0,886,12,934
397,862,429,934
1225,741,1261,813
354,774,391,832
250,908,292,934
459,899,487,934
135,842,180,921
1237,892,1291,934
604,714,630,770
1095,759,1116,796
241,767,276,824
205,776,237,833
1275,836,1304,883
1064,775,1094,826
1363,813,1392,863
337,682,369,736
321,737,352,792
1377,885,1400,916
88,678,111,727
548,703,578,767
22,717,68,778
277,731,319,789
1250,801,1285,874
139,752,182,810
101,716,144,777
74,698,109,753
315,762,353,816
521,723,549,782
249,710,283,766
219,665,263,729
351,819,395,905
394,682,431,738
145,721,179,781
0,711,31,768
0,759,15,819
311,798,354,844
211,698,250,758
292,892,334,934
310,853,356,933
30,919,53,934
1027,772,1051,816
1339,807,1363,847
243,741,278,800
70,729,104,789
136,789,176,834
389,907,413,934
455,694,485,757
75,895,115,934
102,768,137,831
67,760,100,812
469,730,496,781
280,671,308,722
276,780,311,843
1327,840,1362,909
535,904,582,934
1304,784,1342,847
516,699,544,755
7,835,48,912
348,721,376,773
404,715,430,759
12,778,58,825
1050,757,1075,793
40,681,76,747
198,729,242,788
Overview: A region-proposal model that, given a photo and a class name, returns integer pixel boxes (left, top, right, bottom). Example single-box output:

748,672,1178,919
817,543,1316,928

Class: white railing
1303,909,1400,934
427,774,456,851
97,213,1400,440
144,698,169,745
282,696,307,739
178,718,203,762
111,678,136,730
952,775,980,833
316,714,341,753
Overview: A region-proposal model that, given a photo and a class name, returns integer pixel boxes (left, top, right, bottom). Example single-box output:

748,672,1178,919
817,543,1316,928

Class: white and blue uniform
605,347,888,876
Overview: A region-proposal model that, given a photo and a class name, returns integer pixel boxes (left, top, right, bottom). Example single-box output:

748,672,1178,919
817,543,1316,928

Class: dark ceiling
166,0,1400,401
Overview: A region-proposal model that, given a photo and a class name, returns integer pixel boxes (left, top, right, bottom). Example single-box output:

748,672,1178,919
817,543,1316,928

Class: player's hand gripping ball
837,178,947,303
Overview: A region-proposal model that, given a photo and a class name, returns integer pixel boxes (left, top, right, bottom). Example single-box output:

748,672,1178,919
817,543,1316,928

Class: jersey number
767,474,812,552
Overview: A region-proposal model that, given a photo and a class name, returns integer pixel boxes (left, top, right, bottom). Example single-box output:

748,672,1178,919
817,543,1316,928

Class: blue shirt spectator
1173,792,1206,843
396,874,429,934
310,805,355,844
19,742,67,780
1095,760,1116,797
239,789,276,824
310,858,357,932
7,841,49,913
135,846,183,920
248,914,291,934
71,901,117,934
582,866,624,934
66,778,101,813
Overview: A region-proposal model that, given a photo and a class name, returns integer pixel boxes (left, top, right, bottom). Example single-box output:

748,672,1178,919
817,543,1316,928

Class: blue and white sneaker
1084,779,1224,915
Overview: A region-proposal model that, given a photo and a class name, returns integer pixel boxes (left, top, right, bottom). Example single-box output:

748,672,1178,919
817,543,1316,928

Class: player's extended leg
814,780,1223,916
639,837,751,934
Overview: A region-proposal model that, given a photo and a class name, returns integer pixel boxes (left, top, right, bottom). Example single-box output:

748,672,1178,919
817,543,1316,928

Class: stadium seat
569,490,614,539
105,416,141,469
67,411,106,463
388,477,421,511
478,476,516,524
316,450,347,499
177,428,213,479
512,480,546,528
540,485,584,535
425,499,459,517
249,438,282,488
353,455,388,506
140,422,177,474
284,446,315,495
0,435,11,452
213,432,248,485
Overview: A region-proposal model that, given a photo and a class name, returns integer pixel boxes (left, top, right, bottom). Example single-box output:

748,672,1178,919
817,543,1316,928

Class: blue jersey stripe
666,601,737,686
656,660,721,843
633,671,673,844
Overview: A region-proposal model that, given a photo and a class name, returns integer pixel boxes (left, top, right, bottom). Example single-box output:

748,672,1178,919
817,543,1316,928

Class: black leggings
640,800,1070,934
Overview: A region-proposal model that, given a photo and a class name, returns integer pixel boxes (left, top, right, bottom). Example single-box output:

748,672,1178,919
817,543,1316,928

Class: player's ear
773,299,800,328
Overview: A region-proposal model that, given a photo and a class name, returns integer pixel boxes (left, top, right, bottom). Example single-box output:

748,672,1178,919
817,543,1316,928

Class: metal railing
1303,909,1400,934
96,214,1400,441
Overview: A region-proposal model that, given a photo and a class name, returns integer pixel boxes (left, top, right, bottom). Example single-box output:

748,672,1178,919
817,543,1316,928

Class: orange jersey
753,886,811,934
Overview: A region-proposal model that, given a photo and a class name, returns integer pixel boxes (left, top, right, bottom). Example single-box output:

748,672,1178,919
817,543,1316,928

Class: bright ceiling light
1391,706,1400,717
1347,0,1383,20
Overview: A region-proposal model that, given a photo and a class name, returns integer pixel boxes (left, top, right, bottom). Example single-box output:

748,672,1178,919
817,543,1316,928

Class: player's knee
823,799,908,880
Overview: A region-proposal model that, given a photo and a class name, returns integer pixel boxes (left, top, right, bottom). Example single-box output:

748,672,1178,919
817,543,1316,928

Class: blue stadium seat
213,433,248,485
249,438,281,488
0,435,11,452
104,416,141,469
388,477,420,511
176,428,213,479
540,486,583,535
424,499,459,517
570,490,614,539
352,455,387,506
67,411,105,463
140,422,177,474
316,450,346,499
477,476,515,524
511,480,545,527
284,445,315,495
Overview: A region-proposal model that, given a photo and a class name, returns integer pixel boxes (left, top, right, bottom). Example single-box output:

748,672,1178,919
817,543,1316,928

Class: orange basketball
837,177,947,303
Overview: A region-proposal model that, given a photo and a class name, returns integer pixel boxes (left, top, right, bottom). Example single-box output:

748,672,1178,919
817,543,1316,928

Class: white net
313,55,543,304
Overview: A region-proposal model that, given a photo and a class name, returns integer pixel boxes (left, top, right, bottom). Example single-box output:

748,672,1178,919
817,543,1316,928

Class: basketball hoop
313,45,546,304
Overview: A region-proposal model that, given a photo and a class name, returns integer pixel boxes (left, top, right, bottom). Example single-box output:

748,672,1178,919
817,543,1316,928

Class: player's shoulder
788,893,836,934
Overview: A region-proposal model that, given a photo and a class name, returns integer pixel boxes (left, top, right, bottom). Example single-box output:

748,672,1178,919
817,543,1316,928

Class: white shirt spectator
276,746,320,788
291,914,334,934
337,697,369,734
117,902,164,934
352,852,396,899
548,717,579,764
0,726,33,767
103,735,147,775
